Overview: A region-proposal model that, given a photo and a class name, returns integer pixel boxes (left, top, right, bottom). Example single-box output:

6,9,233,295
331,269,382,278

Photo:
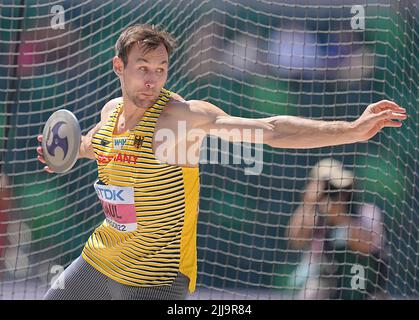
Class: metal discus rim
41,109,81,173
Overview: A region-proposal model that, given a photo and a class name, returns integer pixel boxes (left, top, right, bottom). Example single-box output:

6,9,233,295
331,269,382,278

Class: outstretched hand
36,135,55,173
352,100,407,142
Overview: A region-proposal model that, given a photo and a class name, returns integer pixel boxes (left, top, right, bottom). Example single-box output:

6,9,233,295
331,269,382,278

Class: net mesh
0,0,417,299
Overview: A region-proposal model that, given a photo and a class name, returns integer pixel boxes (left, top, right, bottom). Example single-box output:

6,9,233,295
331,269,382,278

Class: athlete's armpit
78,98,121,159
79,122,102,159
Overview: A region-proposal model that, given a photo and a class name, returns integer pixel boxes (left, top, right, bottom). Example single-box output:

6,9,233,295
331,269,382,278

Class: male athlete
37,24,406,300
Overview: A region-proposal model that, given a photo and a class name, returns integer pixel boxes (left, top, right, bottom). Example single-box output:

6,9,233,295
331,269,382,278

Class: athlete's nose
144,73,157,89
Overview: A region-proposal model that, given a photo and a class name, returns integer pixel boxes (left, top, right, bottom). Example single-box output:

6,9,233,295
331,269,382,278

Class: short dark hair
115,24,177,66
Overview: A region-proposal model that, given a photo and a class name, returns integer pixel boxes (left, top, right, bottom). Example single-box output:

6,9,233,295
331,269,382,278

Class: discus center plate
41,110,81,173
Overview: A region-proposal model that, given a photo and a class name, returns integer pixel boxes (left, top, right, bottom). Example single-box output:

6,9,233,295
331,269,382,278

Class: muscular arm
78,122,102,159
187,100,406,149
263,116,353,148
78,98,121,159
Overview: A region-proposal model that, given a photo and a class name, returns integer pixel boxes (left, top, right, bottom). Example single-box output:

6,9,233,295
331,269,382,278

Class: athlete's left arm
188,100,406,149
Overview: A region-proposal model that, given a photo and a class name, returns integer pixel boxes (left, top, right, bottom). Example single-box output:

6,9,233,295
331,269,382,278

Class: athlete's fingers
370,100,406,113
43,166,54,174
383,120,403,128
390,112,408,120
36,141,54,173
37,155,46,164
37,146,43,156
376,110,407,121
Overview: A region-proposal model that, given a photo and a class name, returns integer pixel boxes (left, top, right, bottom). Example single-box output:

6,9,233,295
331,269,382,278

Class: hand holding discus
37,110,81,173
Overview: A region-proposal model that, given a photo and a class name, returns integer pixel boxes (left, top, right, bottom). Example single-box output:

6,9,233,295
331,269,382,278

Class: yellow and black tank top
82,88,200,293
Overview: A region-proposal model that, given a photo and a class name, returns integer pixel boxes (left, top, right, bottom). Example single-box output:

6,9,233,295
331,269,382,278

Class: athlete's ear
113,56,124,76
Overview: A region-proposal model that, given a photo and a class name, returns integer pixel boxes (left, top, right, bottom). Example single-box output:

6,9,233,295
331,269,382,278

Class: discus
41,109,81,173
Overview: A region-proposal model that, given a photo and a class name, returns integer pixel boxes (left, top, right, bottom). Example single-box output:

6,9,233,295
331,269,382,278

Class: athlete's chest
149,113,205,167
97,101,204,167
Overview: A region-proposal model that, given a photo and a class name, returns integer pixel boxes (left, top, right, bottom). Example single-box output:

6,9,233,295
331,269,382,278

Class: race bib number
94,181,137,232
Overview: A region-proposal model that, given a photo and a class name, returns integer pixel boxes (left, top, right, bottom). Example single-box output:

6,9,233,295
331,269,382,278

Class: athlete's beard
129,91,158,109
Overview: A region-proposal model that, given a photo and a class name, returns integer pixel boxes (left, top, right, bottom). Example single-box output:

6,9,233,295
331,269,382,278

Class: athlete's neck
117,97,155,132
122,99,148,117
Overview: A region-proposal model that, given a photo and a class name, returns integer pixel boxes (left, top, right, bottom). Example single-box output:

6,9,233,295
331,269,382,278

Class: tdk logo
93,181,134,205
96,186,125,201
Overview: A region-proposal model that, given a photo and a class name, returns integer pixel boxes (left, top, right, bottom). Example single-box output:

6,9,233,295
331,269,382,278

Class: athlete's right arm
37,98,121,173
79,98,121,159
78,122,102,160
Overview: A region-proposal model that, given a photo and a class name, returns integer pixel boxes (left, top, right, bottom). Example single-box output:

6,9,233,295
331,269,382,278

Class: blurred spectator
287,158,389,299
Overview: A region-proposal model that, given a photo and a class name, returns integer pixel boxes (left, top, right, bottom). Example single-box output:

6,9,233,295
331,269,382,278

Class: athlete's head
113,24,177,108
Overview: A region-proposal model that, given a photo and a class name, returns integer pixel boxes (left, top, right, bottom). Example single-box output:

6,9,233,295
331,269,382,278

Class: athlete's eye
156,68,165,74
138,66,147,72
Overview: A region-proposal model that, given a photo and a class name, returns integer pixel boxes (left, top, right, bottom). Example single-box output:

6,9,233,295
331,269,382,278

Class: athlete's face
114,43,169,108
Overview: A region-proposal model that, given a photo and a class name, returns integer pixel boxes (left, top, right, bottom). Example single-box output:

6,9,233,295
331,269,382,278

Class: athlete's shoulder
103,97,123,112
100,97,122,121
165,91,188,113
167,95,224,116
168,91,186,102
165,98,228,131
165,97,195,117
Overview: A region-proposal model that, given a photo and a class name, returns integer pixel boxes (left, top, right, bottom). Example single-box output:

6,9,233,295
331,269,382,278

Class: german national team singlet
82,88,200,293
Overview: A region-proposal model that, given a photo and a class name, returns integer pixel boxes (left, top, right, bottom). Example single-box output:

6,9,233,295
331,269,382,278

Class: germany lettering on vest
97,152,139,165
